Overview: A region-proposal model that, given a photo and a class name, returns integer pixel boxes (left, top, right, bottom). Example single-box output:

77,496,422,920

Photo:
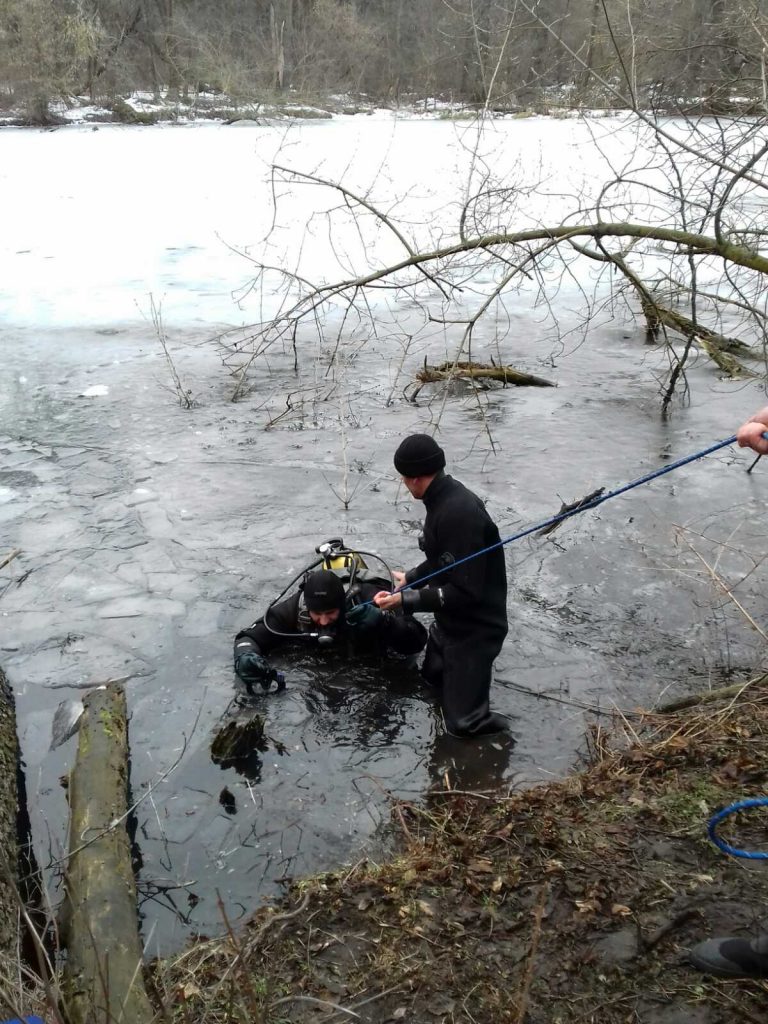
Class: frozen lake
1,113,767,955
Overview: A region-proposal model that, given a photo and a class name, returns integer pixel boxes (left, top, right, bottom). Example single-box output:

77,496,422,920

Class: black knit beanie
393,434,446,478
303,570,346,612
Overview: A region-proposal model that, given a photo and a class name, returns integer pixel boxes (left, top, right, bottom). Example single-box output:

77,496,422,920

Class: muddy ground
151,681,768,1024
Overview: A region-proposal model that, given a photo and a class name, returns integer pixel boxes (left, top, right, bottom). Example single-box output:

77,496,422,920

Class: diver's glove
235,652,286,693
346,602,382,631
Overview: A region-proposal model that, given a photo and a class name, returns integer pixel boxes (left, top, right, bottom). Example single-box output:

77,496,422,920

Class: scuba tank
314,538,395,614
266,538,396,643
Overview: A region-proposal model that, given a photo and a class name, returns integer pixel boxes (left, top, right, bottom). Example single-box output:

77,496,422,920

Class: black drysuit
402,473,508,736
234,580,427,670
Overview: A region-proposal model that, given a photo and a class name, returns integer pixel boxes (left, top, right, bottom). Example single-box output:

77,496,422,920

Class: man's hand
346,603,382,630
372,570,406,611
235,652,285,692
374,589,403,610
737,407,768,454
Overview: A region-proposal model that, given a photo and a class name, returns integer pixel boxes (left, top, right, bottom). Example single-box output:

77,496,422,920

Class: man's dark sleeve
234,595,297,660
405,560,431,588
403,502,498,616
378,610,428,656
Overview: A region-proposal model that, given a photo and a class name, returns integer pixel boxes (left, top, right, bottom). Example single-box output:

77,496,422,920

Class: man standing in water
374,434,509,738
688,406,768,979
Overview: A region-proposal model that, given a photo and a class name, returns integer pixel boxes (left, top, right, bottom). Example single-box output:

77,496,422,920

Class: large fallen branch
646,304,755,376
60,683,153,1024
570,239,755,377
407,360,555,400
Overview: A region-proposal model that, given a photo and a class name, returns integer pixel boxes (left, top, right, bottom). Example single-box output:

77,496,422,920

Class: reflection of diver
233,539,427,693
427,726,516,793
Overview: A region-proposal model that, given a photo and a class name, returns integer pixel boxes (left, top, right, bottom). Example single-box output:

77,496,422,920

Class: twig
271,994,361,1019
329,984,406,1020
248,891,310,953
514,881,548,1024
679,535,768,642
0,848,66,1024
46,697,203,873
214,892,264,1015
148,296,194,409
0,550,21,571
710,988,768,1024
641,908,699,951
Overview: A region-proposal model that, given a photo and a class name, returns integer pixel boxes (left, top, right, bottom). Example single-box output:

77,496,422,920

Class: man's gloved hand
346,602,382,631
235,652,285,692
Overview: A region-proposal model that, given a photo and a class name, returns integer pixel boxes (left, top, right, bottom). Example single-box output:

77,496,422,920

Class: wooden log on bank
0,666,20,956
61,683,153,1024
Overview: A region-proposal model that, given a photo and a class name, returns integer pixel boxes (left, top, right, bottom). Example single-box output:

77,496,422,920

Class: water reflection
427,729,516,793
214,660,516,798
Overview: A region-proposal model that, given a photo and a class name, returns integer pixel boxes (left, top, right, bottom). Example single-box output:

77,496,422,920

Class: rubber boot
689,928,768,978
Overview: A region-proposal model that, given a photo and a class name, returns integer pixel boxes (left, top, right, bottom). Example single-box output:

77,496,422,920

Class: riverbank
0,88,626,129
143,679,768,1023
3,86,761,130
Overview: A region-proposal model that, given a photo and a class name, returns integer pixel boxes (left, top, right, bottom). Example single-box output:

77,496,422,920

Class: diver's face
309,608,340,628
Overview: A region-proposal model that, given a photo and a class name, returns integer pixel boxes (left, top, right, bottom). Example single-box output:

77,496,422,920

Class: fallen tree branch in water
536,488,605,537
406,360,555,401
656,673,768,714
0,549,21,571
570,238,755,379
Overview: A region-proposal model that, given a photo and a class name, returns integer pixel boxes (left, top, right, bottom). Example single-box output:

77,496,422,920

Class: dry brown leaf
467,858,494,873
575,898,600,914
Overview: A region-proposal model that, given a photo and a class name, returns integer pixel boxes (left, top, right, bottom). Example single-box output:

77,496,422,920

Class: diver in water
233,541,427,693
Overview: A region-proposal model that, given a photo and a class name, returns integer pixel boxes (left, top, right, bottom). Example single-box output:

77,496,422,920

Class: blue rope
708,798,768,860
394,434,739,595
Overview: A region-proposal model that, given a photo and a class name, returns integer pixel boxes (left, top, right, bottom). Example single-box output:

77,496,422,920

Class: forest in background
0,0,766,123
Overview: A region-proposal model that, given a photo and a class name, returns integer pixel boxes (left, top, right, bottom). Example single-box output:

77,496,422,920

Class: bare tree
221,7,768,421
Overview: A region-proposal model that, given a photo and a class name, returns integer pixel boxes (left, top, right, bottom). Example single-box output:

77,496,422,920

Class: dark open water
1,118,767,954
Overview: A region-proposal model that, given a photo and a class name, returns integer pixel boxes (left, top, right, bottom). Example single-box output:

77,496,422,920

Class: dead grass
149,684,768,1022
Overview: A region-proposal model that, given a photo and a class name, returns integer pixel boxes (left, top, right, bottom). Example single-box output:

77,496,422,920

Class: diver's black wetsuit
234,581,427,666
402,473,508,736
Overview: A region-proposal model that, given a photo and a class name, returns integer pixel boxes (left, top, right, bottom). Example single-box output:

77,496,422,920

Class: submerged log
61,683,153,1024
407,360,555,400
0,666,20,956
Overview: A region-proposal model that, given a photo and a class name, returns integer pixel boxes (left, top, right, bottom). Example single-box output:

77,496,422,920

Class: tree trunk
0,667,20,957
61,684,153,1024
270,3,286,91
580,0,602,99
